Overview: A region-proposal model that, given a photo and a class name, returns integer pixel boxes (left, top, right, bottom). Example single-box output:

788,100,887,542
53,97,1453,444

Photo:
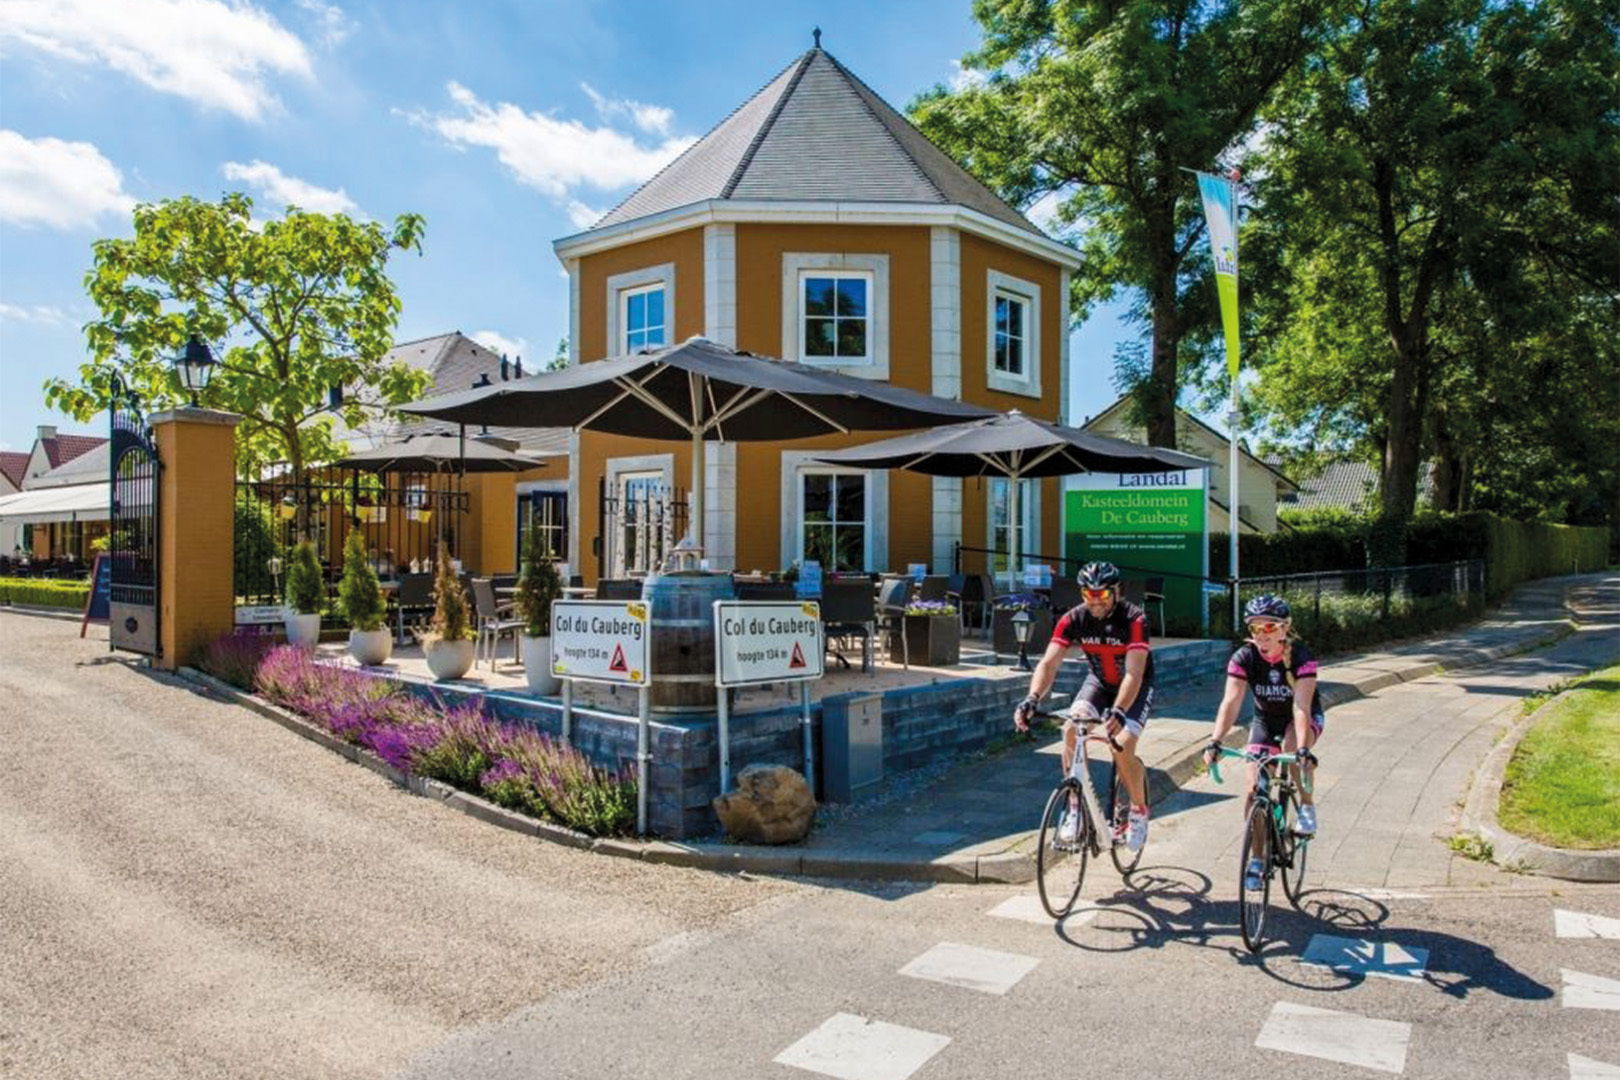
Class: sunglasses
1246,619,1286,634
1081,588,1115,602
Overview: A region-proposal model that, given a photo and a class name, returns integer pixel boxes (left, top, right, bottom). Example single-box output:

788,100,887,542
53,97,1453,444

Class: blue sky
0,0,1134,454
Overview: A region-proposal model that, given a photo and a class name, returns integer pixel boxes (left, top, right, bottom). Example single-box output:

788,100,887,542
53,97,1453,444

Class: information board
79,553,110,637
1065,468,1209,629
713,601,824,687
550,600,649,685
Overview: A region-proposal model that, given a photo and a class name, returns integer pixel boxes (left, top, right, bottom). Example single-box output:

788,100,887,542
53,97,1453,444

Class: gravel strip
0,614,795,1079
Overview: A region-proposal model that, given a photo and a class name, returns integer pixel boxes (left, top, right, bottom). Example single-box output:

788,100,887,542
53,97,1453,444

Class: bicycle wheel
1109,762,1144,876
1036,779,1089,920
1238,801,1273,953
1278,788,1309,909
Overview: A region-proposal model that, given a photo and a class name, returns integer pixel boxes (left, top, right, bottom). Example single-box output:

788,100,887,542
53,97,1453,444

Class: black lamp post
175,335,217,407
1011,608,1033,672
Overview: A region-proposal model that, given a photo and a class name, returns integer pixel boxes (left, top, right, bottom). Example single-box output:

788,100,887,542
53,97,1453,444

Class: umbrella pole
689,427,704,555
1007,474,1019,591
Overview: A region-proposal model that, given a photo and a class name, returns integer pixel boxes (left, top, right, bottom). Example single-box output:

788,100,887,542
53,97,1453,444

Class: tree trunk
1143,195,1181,448
1431,414,1466,513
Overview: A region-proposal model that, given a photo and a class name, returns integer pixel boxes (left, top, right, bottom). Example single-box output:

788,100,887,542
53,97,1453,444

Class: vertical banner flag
1196,172,1241,379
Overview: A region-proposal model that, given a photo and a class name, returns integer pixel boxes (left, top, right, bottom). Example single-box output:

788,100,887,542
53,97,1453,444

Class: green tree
1245,0,1619,550
337,530,386,632
284,540,325,616
911,0,1335,447
45,193,432,489
515,525,562,637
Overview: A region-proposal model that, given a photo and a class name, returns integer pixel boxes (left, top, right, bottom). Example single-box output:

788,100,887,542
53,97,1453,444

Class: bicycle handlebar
1031,710,1123,753
1207,744,1307,786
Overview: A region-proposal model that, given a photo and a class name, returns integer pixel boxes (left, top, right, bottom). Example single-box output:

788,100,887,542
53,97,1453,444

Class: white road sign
714,601,824,687
551,600,650,685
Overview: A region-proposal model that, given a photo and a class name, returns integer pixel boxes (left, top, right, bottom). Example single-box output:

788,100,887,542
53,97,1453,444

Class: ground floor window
989,477,1039,578
800,469,868,571
516,490,567,566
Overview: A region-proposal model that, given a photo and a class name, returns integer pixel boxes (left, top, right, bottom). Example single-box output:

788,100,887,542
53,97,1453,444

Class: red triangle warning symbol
608,644,628,673
788,642,807,669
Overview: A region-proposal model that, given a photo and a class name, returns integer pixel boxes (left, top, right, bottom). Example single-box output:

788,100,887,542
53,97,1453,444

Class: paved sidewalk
648,572,1613,881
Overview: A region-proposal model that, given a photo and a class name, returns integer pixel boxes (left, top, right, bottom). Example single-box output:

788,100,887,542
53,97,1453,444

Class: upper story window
621,283,666,353
993,293,1026,377
801,272,871,364
985,269,1042,398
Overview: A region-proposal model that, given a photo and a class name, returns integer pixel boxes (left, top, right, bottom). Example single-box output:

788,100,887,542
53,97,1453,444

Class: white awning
0,482,110,525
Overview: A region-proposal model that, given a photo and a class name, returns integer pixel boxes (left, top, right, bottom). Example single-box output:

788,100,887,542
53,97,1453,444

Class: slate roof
1283,460,1436,512
0,451,27,490
591,47,1040,235
342,333,570,459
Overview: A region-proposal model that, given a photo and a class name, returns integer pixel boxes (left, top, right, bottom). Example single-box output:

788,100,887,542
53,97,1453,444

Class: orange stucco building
551,44,1081,585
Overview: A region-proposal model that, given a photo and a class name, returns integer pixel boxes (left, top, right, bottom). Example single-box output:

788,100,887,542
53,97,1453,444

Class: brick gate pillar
151,408,240,671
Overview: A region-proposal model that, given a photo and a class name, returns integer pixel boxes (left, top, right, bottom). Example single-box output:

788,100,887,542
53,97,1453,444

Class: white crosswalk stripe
1561,969,1620,1011
1555,909,1620,940
774,1013,951,1080
897,941,1040,995
1255,1000,1413,1074
1569,1053,1620,1079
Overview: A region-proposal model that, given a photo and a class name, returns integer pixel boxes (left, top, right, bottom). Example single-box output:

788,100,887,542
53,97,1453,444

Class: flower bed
216,641,636,836
0,577,91,611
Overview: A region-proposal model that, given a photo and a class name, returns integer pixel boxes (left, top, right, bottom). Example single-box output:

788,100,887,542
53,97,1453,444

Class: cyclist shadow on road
1053,877,1552,1003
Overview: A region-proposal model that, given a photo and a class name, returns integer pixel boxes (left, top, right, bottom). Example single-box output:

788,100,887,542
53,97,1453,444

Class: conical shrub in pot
338,529,392,665
421,547,475,680
283,540,325,648
515,528,562,694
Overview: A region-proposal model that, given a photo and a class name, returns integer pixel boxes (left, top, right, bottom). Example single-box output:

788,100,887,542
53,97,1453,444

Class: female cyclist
1202,594,1323,891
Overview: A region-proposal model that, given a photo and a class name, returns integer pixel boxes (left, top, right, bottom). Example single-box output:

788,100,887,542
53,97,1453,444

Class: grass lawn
1498,662,1620,850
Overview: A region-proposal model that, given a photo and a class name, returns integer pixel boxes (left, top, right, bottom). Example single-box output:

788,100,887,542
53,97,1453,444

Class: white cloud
221,160,360,215
0,301,66,324
581,83,673,136
470,330,529,361
565,200,604,229
295,0,352,47
0,0,313,122
949,60,988,92
404,81,694,215
0,130,134,229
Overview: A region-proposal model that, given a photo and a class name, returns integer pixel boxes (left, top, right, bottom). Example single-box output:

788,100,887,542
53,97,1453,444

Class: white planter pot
284,612,321,648
424,638,476,681
520,634,558,696
348,627,393,666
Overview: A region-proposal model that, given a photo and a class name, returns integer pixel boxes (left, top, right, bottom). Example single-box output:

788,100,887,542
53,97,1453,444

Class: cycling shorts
1071,673,1154,738
1245,709,1326,752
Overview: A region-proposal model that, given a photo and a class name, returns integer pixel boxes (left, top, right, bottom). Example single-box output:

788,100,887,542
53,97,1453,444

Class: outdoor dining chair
1144,576,1167,636
736,581,796,601
594,579,643,601
470,577,524,669
917,574,950,602
1048,576,1081,613
874,575,912,670
394,572,436,644
818,578,875,672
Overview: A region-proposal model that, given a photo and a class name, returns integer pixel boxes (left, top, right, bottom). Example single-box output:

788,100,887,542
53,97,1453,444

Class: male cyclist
1013,561,1154,852
1203,594,1322,891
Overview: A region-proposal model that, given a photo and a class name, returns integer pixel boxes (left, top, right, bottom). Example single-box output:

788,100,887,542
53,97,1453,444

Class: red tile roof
41,433,106,468
0,451,27,489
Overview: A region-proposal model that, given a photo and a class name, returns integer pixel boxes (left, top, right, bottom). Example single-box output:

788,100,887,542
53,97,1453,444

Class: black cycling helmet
1076,561,1122,590
1244,593,1292,622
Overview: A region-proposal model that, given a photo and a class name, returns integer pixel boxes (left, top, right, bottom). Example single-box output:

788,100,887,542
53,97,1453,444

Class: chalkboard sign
81,552,110,638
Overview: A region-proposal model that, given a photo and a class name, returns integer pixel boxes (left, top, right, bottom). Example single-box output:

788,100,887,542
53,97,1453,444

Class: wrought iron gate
108,377,161,655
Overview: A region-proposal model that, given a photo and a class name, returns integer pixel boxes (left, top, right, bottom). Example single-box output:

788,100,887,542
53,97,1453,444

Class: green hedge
1206,585,1485,655
0,577,91,611
1211,511,1610,598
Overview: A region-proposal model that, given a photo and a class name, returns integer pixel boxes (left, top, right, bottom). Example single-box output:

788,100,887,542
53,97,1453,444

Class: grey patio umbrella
333,430,546,474
397,336,993,547
812,410,1209,579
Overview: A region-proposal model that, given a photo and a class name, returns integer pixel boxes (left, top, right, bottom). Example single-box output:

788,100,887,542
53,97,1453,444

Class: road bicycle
1209,744,1316,952
1032,710,1145,919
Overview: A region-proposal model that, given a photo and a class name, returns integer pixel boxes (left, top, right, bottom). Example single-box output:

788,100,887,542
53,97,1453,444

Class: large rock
713,765,816,844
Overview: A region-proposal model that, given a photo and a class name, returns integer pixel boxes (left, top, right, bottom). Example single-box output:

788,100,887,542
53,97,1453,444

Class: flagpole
1226,170,1242,634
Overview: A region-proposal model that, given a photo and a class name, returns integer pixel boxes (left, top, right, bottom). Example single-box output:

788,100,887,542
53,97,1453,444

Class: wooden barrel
642,571,735,714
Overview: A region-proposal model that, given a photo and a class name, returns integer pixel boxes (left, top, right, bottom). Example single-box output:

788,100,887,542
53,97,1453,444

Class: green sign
1065,470,1209,634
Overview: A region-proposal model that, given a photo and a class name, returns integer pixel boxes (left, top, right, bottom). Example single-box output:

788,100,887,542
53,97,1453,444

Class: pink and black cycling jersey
1050,600,1154,687
1226,641,1323,722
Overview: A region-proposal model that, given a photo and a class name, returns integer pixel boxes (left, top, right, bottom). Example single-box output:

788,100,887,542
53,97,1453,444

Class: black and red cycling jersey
1050,599,1154,687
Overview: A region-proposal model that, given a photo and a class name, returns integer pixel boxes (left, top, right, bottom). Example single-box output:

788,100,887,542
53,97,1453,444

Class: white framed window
620,283,666,353
781,253,890,379
985,269,1042,397
604,454,676,578
798,468,870,571
798,271,871,364
988,477,1040,582
605,263,675,358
